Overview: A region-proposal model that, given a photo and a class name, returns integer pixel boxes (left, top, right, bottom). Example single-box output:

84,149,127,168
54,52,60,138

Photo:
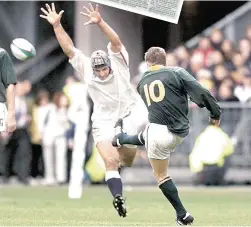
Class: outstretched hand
80,3,102,25
40,3,64,27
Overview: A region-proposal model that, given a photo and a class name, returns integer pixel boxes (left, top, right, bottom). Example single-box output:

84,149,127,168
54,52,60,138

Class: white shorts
0,103,7,132
143,123,183,160
92,102,148,145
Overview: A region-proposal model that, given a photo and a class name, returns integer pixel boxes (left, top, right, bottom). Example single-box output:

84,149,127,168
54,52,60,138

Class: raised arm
80,3,122,53
40,3,75,59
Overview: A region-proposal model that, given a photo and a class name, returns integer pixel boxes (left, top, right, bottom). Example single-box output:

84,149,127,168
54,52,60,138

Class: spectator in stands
2,81,32,185
221,77,234,88
189,52,204,75
231,67,250,85
35,89,52,185
189,123,234,186
207,50,228,71
221,39,235,68
196,69,216,96
234,70,251,103
174,45,191,71
217,79,240,135
217,81,239,102
42,91,70,185
238,39,251,69
30,89,52,184
193,37,214,67
210,29,224,50
231,51,245,70
212,64,229,89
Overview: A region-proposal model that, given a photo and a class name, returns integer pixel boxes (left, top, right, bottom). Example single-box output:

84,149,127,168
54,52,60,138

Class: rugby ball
10,38,36,61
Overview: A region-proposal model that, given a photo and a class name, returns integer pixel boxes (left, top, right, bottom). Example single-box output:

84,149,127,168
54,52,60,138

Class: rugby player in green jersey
113,47,221,225
0,48,17,134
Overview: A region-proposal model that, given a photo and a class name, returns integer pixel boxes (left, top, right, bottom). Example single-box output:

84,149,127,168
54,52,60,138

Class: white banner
89,0,184,24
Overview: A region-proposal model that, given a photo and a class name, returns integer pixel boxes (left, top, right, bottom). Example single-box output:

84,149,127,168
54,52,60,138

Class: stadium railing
177,102,251,168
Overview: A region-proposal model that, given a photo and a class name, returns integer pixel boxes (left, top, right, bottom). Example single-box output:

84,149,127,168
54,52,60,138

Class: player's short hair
144,47,166,66
91,50,111,69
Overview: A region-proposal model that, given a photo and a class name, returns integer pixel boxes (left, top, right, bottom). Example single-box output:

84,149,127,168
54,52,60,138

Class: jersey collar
92,73,114,83
148,64,165,71
142,65,165,79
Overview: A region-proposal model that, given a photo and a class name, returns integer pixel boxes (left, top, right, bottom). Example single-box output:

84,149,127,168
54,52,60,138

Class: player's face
94,66,110,80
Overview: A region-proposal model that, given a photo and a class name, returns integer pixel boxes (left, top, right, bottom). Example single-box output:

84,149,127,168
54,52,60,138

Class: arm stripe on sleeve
119,52,128,66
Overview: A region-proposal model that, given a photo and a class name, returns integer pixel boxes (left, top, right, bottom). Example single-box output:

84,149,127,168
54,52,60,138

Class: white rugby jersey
69,43,142,127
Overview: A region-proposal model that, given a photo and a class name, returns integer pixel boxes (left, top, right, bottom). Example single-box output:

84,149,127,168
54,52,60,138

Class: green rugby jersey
137,66,221,138
0,48,17,103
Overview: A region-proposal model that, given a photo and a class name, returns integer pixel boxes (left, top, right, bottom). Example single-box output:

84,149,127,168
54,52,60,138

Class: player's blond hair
144,47,166,66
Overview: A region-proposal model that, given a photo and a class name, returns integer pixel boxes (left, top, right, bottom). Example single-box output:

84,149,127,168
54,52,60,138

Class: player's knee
153,171,169,183
104,157,119,170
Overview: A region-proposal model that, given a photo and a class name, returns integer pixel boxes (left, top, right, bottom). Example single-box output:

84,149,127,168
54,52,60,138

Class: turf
0,185,250,226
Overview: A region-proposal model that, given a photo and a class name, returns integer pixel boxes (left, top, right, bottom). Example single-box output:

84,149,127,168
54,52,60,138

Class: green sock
159,178,186,217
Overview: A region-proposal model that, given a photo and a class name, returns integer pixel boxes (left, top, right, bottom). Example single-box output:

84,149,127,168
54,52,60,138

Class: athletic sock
159,177,186,217
118,131,145,146
105,171,123,197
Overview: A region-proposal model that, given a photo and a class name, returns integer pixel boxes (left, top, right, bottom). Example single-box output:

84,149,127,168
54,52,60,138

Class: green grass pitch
0,185,250,226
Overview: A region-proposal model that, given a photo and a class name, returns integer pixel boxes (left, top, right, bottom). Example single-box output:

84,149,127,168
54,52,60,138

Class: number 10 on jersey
143,80,165,106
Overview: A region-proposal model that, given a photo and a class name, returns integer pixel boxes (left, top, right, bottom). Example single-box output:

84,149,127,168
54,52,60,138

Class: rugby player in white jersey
40,3,148,217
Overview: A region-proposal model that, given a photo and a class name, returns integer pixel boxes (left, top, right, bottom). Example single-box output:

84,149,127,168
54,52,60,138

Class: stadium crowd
1,24,251,186
135,26,251,104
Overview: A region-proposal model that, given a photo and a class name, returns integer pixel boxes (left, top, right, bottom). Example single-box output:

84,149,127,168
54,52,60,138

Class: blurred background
0,0,251,188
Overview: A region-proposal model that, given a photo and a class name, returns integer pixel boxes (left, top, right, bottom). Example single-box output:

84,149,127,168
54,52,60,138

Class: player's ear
146,61,152,68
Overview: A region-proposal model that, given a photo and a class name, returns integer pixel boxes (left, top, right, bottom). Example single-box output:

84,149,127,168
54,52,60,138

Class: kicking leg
97,141,127,217
116,146,137,174
118,146,137,167
149,158,194,225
